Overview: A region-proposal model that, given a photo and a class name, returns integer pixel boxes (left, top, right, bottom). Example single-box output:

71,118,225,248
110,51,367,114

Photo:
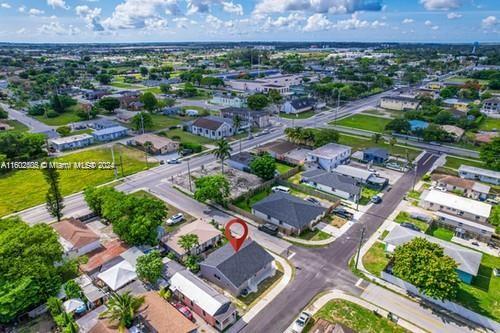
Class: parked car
166,213,184,225
272,185,290,194
167,159,181,164
400,222,421,232
371,195,382,204
292,312,311,333
305,197,321,206
174,303,194,321
258,223,279,236
332,207,354,220
434,185,447,192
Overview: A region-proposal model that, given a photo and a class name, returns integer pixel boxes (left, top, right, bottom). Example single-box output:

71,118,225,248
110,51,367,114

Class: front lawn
233,188,271,212
0,145,155,217
362,242,390,276
280,111,315,119
333,114,392,133
336,133,421,160
297,229,331,241
359,187,380,205
161,128,214,146
276,162,294,175
394,212,429,232
304,299,408,333
455,253,500,322
425,225,454,241
444,156,486,170
479,117,500,131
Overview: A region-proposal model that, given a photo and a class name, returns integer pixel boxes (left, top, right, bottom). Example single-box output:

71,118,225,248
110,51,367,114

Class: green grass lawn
359,187,380,205
447,76,490,85
233,189,271,212
362,242,390,277
363,108,404,118
276,162,294,175
303,299,408,333
479,117,500,131
71,129,94,135
394,212,430,232
444,156,485,170
162,128,214,145
150,114,182,131
425,225,454,241
297,229,331,241
0,145,155,217
1,119,29,131
333,114,392,133
33,108,82,126
142,87,161,94
337,133,421,160
455,254,500,322
280,111,315,119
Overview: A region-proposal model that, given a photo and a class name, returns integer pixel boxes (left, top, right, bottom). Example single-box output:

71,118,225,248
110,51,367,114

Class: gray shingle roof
201,239,273,288
302,169,361,196
290,97,316,110
252,192,327,229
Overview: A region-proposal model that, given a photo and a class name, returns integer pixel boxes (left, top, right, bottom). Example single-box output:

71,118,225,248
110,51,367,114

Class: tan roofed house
52,218,101,257
132,133,180,155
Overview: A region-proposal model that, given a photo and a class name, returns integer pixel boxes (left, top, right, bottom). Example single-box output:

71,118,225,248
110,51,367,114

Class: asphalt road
1,102,55,133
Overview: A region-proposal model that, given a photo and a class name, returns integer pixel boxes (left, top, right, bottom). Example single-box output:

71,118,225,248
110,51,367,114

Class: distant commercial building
92,126,128,142
226,74,302,94
49,134,94,151
380,96,420,111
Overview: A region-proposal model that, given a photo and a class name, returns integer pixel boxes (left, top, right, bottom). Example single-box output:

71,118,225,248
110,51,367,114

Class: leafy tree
489,79,500,90
56,126,71,137
98,97,120,113
131,112,153,132
96,73,112,85
54,311,78,333
385,118,411,134
99,292,145,332
76,106,98,120
434,110,455,125
140,67,149,76
42,160,64,221
490,205,500,234
312,128,339,147
136,250,163,284
178,234,199,254
194,174,230,205
213,139,232,174
247,93,269,110
83,186,116,216
392,238,460,301
28,103,49,116
250,153,276,180
140,92,158,112
372,133,382,143
422,124,453,142
480,137,500,171
184,255,200,272
0,107,7,119
439,86,459,99
159,83,171,94
0,131,46,162
0,217,63,323
64,280,82,299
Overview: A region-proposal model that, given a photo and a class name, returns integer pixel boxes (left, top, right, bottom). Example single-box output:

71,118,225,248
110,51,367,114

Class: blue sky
0,0,499,43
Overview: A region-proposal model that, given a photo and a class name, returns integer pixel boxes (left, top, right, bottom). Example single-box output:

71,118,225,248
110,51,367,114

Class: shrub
46,110,59,118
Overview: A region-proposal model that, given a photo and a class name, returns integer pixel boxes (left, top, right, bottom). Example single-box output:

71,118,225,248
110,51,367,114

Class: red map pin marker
225,218,248,253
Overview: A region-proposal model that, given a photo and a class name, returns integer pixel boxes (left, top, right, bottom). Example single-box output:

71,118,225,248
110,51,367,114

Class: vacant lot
1,119,29,131
161,128,214,145
33,106,82,126
444,156,485,170
334,114,392,133
0,145,154,217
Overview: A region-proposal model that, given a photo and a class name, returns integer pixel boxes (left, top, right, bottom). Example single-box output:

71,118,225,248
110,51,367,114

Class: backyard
425,225,454,241
0,145,155,217
333,114,392,133
233,188,271,212
479,117,500,131
276,161,294,175
362,242,390,276
304,299,408,333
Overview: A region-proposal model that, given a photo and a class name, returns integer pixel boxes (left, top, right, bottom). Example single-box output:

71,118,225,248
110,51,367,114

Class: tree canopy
136,250,163,284
247,93,269,110
480,137,500,171
250,153,276,180
194,174,230,205
98,97,120,113
131,112,154,132
140,92,158,112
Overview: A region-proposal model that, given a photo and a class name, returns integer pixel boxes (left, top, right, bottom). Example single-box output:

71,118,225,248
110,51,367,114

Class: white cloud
47,0,69,10
424,20,433,26
254,0,383,16
482,16,498,28
332,13,369,30
303,13,332,32
222,1,243,15
17,28,26,34
424,19,439,30
205,14,234,30
371,20,387,28
402,18,414,24
447,12,462,19
18,5,25,12
431,25,439,30
76,5,104,31
102,0,177,30
38,21,80,35
144,17,168,30
420,0,461,11
29,8,45,16
1,3,11,9
263,12,305,30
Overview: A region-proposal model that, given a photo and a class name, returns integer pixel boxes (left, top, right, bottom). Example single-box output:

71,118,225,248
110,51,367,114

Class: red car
174,303,194,321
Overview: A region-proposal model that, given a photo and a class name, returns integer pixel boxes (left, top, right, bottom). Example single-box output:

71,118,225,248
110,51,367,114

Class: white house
211,93,246,108
306,143,351,172
481,97,500,118
458,165,500,186
191,116,234,139
49,134,94,151
380,96,420,111
301,169,361,201
281,97,323,114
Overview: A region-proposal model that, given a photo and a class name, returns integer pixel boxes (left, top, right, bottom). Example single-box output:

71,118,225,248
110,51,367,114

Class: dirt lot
172,162,264,199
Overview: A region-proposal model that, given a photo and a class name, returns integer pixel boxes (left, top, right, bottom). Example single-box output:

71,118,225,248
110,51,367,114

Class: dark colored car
258,223,279,236
332,207,354,220
400,222,421,232
371,195,382,204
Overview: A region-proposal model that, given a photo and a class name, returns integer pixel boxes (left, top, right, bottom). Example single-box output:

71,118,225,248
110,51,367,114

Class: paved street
1,102,55,133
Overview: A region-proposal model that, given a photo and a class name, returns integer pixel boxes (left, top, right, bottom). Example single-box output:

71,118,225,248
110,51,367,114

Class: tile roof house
191,116,234,139
80,240,129,275
384,225,482,284
200,239,275,296
52,218,101,257
252,192,327,235
301,169,361,202
169,270,237,331
254,140,299,160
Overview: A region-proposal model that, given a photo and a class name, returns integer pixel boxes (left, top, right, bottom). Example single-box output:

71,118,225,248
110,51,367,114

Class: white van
272,186,290,194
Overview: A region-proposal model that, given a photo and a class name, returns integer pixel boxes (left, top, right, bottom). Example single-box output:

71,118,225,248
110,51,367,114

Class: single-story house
333,164,388,189
301,169,361,202
252,192,327,235
80,240,129,275
254,140,299,160
227,151,255,172
431,174,490,201
380,96,420,111
52,218,101,257
74,275,106,309
481,97,500,118
92,126,128,142
97,260,137,291
440,125,465,141
220,107,271,128
191,116,234,139
200,239,275,296
88,119,119,130
443,98,471,112
49,134,94,151
458,165,500,186
161,219,221,260
282,147,311,165
281,97,320,114
169,270,237,331
82,89,109,100
362,147,389,164
306,143,351,172
132,133,180,155
161,106,182,115
212,94,247,108
384,225,483,284
419,189,492,224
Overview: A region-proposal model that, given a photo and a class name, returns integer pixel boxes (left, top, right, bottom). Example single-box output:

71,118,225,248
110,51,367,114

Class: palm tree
233,115,243,153
213,138,232,174
178,233,199,254
99,292,145,332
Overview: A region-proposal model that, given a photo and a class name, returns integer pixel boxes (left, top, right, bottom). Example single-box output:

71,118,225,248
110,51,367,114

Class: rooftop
333,165,374,182
80,240,129,273
302,169,361,196
431,174,490,194
459,165,500,179
229,151,255,166
133,133,177,149
421,189,492,219
162,220,221,256
51,218,99,250
308,143,351,159
50,133,93,145
192,116,232,130
92,125,128,136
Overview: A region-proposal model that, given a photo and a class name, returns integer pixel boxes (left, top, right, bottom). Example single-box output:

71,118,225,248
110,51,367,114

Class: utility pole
412,158,418,191
187,158,193,192
355,226,366,270
111,145,118,179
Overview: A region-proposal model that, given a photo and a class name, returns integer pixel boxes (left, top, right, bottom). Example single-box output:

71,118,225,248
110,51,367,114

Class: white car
434,185,447,192
166,213,184,225
272,186,290,194
292,312,310,333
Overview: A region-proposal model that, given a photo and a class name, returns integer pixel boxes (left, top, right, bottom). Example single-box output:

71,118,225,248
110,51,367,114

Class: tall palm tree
178,233,200,254
233,115,242,153
99,292,145,332
213,138,232,174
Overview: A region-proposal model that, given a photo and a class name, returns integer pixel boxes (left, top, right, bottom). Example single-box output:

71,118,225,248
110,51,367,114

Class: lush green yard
0,145,155,217
479,117,500,131
161,128,214,145
150,114,183,131
394,212,430,232
304,299,408,333
276,162,294,175
1,119,29,131
425,225,454,241
297,229,331,241
337,134,421,160
33,107,82,126
280,111,315,119
233,189,271,212
362,242,390,276
333,114,392,133
456,254,500,322
359,187,380,205
109,81,144,89
444,156,485,170
363,108,404,118
142,87,161,94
